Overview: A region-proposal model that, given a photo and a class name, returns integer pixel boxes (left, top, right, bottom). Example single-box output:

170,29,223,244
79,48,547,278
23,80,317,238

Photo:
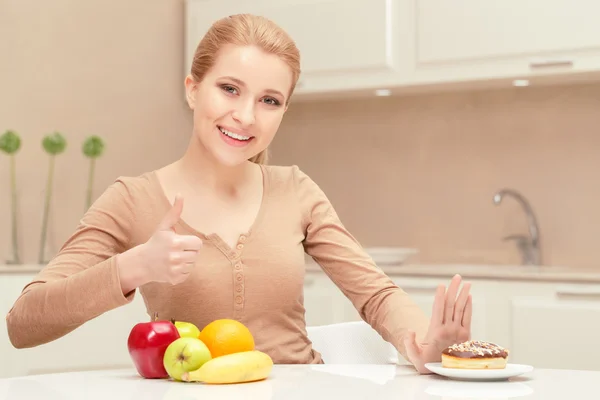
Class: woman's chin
210,149,254,168
196,135,265,167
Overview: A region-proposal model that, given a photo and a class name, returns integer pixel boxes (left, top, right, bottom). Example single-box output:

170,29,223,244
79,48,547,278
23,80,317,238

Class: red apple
128,312,180,378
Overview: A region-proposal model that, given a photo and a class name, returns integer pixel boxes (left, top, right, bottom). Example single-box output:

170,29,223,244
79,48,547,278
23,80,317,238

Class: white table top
0,364,597,399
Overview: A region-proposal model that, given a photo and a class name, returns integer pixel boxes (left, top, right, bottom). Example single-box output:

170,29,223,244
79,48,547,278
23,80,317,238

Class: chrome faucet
493,188,541,265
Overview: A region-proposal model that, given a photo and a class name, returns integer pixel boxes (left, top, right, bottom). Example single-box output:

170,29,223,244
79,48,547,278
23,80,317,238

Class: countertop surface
0,365,597,399
0,264,44,274
5,262,600,283
306,261,600,283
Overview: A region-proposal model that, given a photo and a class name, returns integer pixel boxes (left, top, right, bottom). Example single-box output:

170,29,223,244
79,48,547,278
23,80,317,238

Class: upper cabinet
185,0,407,97
185,0,600,100
409,0,600,85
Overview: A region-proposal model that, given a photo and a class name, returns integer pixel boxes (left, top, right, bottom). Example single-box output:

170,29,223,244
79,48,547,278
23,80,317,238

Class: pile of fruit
127,314,273,384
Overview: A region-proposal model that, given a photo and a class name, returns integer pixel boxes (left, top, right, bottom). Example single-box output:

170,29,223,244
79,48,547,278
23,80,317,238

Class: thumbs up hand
141,194,203,285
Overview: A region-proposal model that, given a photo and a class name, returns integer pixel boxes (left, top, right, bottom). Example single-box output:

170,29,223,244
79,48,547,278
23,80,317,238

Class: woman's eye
221,85,238,95
263,97,281,106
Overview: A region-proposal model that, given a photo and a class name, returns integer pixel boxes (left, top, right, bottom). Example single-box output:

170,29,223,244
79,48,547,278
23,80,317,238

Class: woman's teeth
219,127,251,141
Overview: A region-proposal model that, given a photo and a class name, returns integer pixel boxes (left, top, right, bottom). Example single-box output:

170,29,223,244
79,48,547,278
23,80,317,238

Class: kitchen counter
0,365,596,399
5,261,600,283
0,264,44,274
306,261,600,283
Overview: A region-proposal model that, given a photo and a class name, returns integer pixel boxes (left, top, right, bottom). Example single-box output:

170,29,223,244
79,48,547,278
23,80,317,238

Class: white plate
365,247,419,265
424,363,534,381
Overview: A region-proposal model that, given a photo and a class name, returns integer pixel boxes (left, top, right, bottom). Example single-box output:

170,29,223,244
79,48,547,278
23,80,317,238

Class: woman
5,14,472,374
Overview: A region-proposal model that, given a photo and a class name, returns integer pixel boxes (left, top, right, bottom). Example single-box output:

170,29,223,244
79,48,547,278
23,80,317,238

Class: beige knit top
5,164,429,364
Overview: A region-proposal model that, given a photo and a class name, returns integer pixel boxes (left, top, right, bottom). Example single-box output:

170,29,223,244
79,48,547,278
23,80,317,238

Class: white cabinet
508,282,600,371
303,269,600,371
185,0,407,96
390,276,492,344
0,271,149,378
302,271,350,326
3,267,600,376
406,0,600,85
185,0,600,99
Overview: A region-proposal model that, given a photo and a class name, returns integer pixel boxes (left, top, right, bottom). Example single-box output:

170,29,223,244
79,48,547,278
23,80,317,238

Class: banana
181,350,273,384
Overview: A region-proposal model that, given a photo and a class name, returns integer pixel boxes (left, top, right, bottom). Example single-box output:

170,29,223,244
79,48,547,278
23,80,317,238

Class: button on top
239,235,246,242
235,263,242,270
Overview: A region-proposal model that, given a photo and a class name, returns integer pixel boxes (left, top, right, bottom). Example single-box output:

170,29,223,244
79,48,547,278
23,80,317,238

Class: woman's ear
184,75,198,109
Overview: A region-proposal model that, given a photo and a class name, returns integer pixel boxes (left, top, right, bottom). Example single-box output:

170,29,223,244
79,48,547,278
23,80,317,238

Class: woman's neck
174,134,255,197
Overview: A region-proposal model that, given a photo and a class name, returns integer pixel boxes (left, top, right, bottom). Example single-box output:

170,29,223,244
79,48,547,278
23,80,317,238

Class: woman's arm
293,166,430,362
5,179,143,349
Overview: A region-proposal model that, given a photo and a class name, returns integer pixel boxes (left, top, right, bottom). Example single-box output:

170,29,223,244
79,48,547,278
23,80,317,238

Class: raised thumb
158,194,183,231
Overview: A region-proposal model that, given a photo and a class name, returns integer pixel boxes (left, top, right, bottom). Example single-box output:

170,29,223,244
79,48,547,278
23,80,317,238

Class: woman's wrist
117,244,149,294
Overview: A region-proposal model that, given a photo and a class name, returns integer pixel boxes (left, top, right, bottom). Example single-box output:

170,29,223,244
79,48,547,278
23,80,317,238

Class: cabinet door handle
529,58,574,69
555,285,600,297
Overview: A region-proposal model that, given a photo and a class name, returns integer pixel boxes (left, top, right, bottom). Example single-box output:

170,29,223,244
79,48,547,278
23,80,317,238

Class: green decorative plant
39,132,67,264
0,130,22,265
82,135,105,211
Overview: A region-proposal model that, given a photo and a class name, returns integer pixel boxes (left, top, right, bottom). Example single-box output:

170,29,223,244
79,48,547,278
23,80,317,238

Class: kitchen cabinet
185,0,600,99
185,0,407,96
0,271,148,378
405,0,600,86
3,265,599,377
303,272,350,326
508,281,600,371
303,269,600,371
388,276,491,344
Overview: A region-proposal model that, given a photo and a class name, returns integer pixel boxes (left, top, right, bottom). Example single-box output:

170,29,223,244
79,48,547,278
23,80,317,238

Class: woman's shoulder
262,164,313,186
111,170,160,195
93,169,164,213
262,164,338,226
262,164,327,203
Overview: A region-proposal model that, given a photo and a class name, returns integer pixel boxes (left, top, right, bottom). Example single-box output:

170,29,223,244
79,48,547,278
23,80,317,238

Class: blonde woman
5,14,472,374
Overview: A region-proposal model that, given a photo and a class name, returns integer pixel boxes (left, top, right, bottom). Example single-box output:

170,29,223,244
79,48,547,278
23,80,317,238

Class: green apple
163,337,212,381
173,321,200,338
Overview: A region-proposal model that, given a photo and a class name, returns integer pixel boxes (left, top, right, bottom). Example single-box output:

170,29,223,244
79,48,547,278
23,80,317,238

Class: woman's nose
232,102,256,127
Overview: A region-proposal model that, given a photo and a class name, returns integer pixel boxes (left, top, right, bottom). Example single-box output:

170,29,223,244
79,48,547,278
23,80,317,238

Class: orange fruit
198,319,255,358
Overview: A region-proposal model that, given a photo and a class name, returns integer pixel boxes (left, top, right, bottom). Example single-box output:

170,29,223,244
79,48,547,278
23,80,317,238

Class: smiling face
185,44,293,167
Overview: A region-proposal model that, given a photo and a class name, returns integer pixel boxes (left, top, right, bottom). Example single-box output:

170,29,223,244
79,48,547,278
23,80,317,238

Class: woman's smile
217,125,255,147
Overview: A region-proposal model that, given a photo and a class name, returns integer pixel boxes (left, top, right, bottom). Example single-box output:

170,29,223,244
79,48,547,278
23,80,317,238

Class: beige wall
2,1,599,268
0,1,192,264
271,83,600,268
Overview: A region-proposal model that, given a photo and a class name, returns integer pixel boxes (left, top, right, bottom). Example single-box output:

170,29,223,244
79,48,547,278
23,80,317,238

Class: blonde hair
190,14,301,165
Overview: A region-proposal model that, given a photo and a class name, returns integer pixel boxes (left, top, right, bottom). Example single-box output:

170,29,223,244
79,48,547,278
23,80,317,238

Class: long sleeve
5,179,138,349
293,166,430,361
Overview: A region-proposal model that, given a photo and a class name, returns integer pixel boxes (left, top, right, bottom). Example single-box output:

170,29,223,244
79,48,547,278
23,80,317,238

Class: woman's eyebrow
220,75,284,98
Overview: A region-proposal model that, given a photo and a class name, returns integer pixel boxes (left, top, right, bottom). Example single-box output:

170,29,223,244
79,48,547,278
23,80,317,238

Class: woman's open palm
404,274,472,374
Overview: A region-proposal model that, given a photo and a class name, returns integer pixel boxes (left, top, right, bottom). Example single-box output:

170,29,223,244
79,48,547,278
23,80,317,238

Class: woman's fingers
453,281,471,324
176,235,204,251
462,294,473,330
180,250,200,264
443,275,462,323
430,284,446,328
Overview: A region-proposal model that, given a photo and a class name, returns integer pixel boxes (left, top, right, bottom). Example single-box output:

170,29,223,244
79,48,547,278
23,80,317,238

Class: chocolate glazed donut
442,340,509,369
